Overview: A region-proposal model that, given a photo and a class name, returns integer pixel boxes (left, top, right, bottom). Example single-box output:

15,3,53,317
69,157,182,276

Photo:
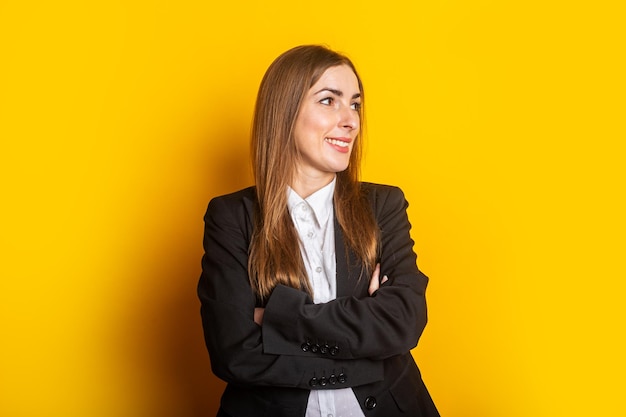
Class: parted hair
249,45,379,302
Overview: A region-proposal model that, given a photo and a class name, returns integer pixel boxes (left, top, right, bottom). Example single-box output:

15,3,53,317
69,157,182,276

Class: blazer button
309,377,318,387
301,342,310,352
364,396,377,410
338,372,346,384
311,343,320,353
320,344,329,354
329,345,339,356
319,376,328,386
329,374,337,385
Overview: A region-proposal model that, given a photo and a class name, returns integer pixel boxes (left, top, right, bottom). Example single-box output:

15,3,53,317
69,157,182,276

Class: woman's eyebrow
314,88,361,100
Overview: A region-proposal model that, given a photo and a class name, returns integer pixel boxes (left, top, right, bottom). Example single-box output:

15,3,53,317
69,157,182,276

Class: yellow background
1,0,624,416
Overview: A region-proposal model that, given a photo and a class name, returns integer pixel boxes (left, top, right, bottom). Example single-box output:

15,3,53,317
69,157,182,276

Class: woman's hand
368,263,388,296
254,308,265,325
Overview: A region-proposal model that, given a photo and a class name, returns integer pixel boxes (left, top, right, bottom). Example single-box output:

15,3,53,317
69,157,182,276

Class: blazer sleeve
262,185,429,360
198,193,384,389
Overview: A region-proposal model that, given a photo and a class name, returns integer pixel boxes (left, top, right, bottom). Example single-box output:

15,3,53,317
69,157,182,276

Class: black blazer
198,183,439,417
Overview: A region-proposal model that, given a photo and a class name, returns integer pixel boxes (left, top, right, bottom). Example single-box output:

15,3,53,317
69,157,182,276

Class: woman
198,45,439,417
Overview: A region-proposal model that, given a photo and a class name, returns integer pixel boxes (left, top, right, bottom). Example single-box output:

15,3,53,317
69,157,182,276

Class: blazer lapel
335,216,349,297
241,187,257,240
334,216,367,297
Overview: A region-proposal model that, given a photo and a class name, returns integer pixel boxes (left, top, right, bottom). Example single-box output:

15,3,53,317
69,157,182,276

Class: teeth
325,138,349,147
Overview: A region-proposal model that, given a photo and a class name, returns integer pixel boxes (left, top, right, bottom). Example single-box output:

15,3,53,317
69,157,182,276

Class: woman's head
248,46,378,302
251,45,365,198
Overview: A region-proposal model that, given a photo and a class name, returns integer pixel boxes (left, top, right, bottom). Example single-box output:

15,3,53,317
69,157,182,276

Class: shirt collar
287,177,336,226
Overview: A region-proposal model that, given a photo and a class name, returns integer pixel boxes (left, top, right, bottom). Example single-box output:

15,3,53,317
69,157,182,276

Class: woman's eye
351,102,361,111
319,97,333,105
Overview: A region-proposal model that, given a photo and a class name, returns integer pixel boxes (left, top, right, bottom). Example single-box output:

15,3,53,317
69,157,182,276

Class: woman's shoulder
205,186,256,220
209,185,256,204
360,181,405,199
359,182,409,216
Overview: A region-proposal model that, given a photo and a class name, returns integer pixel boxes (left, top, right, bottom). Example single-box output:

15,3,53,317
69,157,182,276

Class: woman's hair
249,44,379,302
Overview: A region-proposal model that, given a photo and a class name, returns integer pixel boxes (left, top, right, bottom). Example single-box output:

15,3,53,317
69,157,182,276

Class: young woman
198,45,439,417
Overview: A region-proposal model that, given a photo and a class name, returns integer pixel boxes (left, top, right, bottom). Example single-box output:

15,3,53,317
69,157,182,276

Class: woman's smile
324,136,352,153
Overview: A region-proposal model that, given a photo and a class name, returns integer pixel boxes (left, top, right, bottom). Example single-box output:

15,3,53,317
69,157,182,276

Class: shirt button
301,205,307,211
364,396,377,410
307,231,314,238
315,266,322,273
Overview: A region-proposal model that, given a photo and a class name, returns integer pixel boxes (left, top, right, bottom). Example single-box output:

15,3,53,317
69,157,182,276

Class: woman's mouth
325,137,351,153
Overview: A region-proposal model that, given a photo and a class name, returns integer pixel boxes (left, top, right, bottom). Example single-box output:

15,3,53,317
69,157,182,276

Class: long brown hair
249,45,379,302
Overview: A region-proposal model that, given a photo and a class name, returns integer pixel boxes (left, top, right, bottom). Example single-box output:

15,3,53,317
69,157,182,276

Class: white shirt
287,178,366,417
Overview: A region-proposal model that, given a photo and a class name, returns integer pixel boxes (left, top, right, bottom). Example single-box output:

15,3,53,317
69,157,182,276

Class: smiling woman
197,45,440,417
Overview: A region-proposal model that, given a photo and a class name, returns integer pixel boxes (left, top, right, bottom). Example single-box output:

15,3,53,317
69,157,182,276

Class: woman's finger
368,263,381,296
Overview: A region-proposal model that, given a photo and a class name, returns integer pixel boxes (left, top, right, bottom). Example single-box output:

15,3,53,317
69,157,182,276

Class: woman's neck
290,173,336,199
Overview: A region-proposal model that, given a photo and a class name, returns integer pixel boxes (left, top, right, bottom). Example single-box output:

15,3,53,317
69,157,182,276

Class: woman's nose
339,105,359,130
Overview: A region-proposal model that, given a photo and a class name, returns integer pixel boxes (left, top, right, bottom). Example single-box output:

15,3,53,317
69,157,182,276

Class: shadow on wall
119,135,252,417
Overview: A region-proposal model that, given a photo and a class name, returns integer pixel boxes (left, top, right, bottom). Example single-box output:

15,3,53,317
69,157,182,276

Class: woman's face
292,64,361,186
